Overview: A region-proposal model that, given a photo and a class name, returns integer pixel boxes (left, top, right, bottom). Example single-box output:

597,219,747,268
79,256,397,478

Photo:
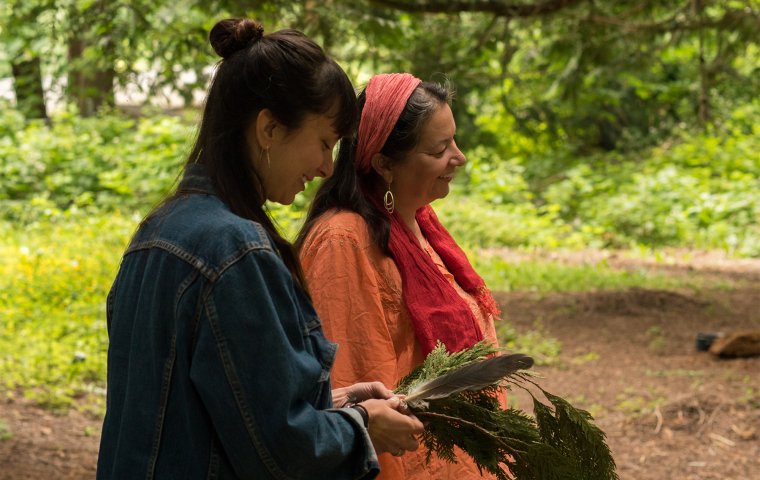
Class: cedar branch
415,410,532,456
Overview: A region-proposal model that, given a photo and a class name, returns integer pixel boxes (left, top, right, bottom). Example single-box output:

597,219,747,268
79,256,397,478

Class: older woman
297,73,502,479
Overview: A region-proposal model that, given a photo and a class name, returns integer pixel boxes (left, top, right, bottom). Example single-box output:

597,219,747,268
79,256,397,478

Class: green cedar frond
397,341,500,391
395,341,618,479
543,391,618,480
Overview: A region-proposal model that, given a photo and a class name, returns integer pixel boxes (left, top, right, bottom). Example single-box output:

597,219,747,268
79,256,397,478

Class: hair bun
209,18,265,59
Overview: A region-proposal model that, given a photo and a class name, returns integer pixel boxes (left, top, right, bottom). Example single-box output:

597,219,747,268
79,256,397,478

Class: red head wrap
354,73,421,173
354,73,500,356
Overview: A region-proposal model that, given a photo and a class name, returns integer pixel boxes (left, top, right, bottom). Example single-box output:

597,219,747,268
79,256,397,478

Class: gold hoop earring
384,184,395,214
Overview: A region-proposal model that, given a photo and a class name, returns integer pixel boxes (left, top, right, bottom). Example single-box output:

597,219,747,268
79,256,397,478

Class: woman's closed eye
428,145,447,157
429,138,455,157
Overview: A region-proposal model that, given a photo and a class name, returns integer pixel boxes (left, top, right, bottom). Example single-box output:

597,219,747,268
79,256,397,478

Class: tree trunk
694,0,710,127
11,56,48,120
67,37,115,117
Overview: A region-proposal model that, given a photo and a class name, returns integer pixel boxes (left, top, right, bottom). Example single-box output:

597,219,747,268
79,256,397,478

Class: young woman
298,73,503,479
97,21,422,480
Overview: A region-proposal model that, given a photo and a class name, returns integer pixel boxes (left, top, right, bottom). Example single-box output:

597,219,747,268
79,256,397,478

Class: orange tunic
300,209,500,480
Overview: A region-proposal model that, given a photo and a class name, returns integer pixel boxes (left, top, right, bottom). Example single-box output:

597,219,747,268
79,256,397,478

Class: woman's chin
433,187,450,202
268,192,297,206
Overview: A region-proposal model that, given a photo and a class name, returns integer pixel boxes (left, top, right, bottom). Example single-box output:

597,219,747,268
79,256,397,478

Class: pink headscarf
353,73,500,356
354,74,421,173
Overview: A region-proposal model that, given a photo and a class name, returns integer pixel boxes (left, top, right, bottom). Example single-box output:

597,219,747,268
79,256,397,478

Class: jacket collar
177,163,217,196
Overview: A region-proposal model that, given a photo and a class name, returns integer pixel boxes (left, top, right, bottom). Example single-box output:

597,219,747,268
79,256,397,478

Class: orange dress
300,209,501,480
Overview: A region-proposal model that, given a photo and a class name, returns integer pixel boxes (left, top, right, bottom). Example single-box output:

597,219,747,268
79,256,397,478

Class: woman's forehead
419,105,455,142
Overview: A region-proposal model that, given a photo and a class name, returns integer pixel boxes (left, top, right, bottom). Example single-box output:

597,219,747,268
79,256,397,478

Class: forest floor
1,251,758,480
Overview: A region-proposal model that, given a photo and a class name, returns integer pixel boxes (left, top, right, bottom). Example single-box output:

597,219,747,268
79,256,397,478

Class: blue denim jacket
97,164,379,479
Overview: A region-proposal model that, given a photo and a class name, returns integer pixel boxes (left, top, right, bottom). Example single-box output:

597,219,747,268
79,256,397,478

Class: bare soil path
502,285,759,480
1,252,758,480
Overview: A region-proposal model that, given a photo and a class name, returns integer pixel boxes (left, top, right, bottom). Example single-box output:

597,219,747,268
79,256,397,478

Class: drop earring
259,145,271,169
384,183,395,214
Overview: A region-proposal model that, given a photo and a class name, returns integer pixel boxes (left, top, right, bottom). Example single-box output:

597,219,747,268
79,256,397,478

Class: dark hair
297,81,451,253
149,18,357,286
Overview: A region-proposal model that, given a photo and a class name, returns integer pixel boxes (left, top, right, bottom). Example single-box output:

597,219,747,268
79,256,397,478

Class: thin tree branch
586,7,760,35
368,0,759,39
368,0,586,18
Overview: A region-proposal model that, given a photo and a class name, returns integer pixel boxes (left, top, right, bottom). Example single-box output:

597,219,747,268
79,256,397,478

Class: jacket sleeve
300,223,400,391
189,247,379,480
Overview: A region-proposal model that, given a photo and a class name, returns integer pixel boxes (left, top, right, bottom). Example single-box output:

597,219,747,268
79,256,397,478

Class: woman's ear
254,109,279,148
371,153,393,184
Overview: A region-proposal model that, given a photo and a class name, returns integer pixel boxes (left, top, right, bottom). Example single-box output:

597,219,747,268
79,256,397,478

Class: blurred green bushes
0,107,192,223
2,105,757,253
0,213,137,412
1,105,758,412
448,101,760,256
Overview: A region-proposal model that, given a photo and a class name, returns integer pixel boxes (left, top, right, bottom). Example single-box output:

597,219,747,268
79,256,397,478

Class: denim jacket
97,164,379,479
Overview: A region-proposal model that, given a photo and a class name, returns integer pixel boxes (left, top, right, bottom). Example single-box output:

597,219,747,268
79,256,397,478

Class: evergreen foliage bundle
395,341,618,479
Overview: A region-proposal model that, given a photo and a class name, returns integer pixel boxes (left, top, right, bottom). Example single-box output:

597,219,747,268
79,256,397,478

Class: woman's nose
451,140,466,166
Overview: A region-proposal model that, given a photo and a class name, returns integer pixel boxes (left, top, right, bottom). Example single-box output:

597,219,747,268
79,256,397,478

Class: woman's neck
396,206,425,244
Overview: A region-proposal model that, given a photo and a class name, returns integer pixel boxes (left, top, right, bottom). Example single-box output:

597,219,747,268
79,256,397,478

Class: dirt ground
1,251,758,480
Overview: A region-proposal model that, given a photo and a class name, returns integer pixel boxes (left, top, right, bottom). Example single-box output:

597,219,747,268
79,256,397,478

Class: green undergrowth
470,252,715,294
2,108,757,414
2,210,742,414
0,418,11,441
497,321,563,367
0,212,137,414
3,108,760,255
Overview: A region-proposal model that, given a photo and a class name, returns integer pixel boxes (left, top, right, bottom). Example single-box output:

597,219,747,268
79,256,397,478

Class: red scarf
355,74,500,355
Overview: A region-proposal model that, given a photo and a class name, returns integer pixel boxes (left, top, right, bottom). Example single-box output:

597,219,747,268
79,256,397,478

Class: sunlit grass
0,212,136,413
0,419,11,441
471,251,726,293
0,210,750,414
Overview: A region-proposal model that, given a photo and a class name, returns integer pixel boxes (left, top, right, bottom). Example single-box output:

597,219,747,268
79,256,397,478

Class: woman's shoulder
135,195,278,268
316,208,368,227
310,209,371,237
185,197,272,247
302,209,373,250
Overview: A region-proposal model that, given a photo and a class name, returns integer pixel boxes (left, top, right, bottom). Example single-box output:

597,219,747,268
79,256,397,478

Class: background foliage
1,0,758,412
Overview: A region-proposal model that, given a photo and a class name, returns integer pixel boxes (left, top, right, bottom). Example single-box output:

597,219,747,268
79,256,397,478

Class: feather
405,353,534,405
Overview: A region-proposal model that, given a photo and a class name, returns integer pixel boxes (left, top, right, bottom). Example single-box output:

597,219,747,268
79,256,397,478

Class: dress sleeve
300,220,400,391
189,248,378,480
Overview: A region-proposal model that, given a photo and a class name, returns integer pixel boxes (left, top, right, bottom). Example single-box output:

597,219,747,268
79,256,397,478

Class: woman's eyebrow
430,137,452,148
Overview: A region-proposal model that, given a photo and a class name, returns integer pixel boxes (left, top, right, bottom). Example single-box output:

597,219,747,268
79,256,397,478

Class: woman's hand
332,381,393,408
361,397,424,456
